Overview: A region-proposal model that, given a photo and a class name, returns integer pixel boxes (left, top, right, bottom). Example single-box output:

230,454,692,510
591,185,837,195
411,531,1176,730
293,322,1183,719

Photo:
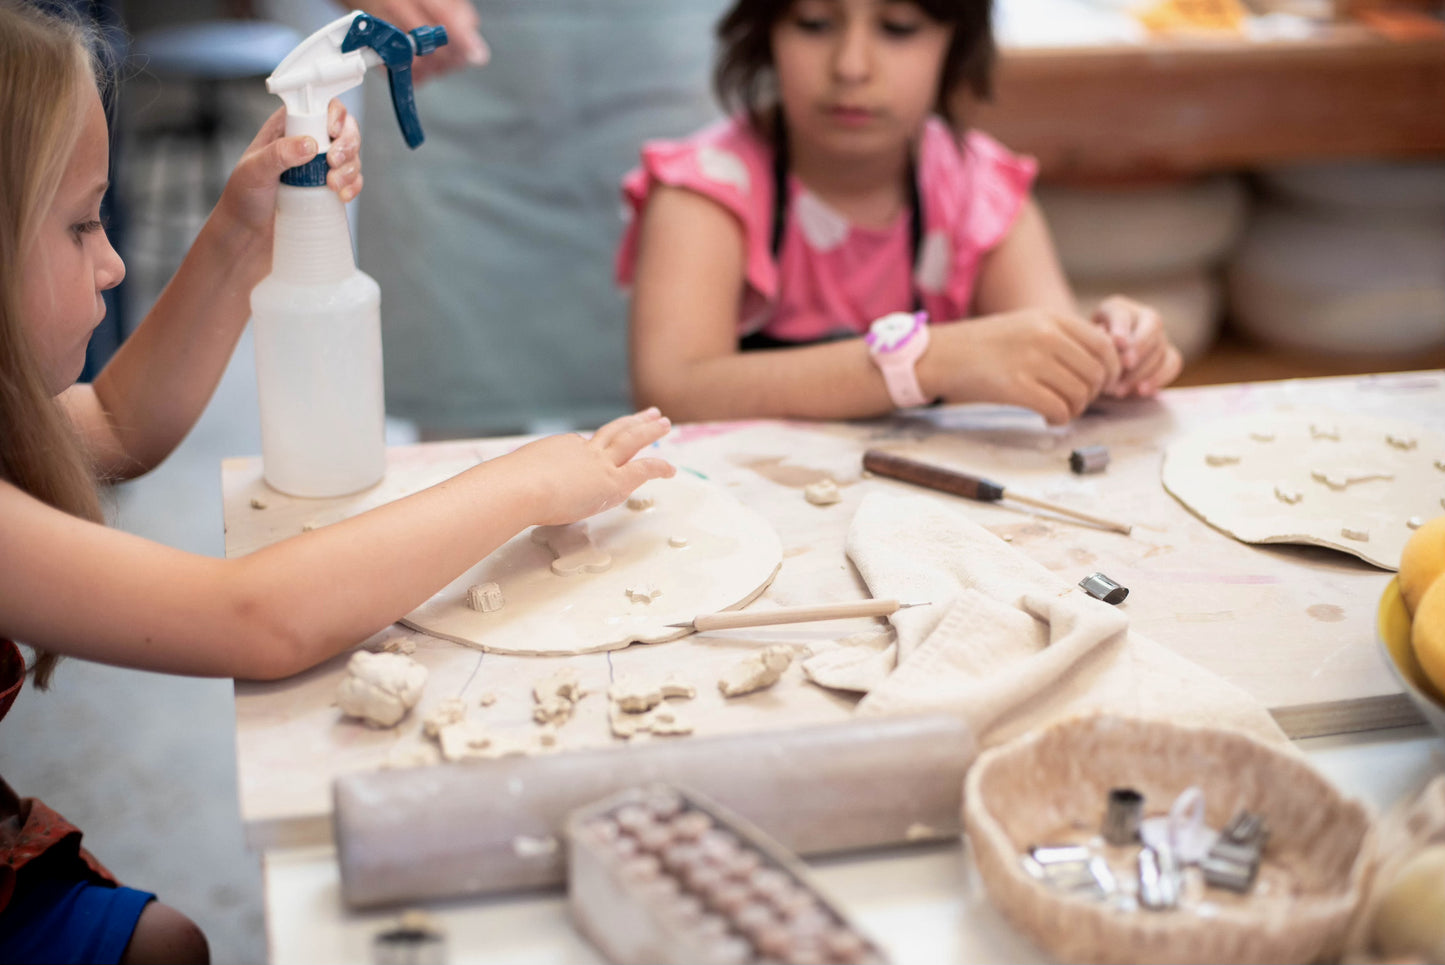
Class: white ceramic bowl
1376,576,1445,736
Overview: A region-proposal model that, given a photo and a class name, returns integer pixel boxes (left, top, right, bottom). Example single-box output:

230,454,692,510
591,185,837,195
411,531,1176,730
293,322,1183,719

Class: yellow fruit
1398,515,1445,615
1370,844,1445,962
1413,575,1445,697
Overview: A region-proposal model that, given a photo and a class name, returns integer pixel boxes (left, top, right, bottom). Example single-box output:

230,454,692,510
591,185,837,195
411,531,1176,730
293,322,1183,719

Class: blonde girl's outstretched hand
505,408,677,527
216,98,362,236
1092,295,1183,398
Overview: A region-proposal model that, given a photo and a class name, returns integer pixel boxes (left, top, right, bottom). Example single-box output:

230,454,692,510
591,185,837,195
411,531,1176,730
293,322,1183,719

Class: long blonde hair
0,2,109,689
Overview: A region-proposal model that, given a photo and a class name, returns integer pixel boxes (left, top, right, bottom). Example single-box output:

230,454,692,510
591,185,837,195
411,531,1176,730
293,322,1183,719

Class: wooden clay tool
334,714,974,908
668,598,929,631
863,449,1133,535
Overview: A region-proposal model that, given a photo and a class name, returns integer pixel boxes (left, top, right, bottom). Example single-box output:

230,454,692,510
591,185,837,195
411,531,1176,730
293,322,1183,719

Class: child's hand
215,99,362,237
922,310,1122,425
505,409,676,527
1091,295,1183,398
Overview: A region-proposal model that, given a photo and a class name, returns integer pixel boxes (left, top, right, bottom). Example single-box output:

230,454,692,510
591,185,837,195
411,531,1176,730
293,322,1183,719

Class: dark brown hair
713,0,994,133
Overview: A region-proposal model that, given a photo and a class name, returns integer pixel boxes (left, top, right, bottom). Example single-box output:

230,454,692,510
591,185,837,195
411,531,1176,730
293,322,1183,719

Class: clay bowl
963,714,1374,964
1376,576,1445,736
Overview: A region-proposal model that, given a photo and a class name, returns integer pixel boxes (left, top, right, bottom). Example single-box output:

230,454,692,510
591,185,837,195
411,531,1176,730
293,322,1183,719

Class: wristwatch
865,311,931,409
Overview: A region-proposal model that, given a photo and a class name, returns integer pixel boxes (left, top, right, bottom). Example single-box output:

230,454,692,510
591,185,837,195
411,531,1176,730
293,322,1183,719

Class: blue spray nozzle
341,14,448,149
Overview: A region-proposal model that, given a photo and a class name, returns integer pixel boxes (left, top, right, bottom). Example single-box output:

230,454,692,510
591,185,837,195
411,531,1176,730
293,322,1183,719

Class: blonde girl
0,3,671,960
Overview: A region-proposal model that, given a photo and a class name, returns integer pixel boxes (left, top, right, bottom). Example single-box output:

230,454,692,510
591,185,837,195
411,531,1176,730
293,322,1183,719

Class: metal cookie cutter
1069,445,1110,474
1079,572,1129,605
1102,787,1144,845
1022,845,1116,900
1201,809,1269,894
1138,843,1182,911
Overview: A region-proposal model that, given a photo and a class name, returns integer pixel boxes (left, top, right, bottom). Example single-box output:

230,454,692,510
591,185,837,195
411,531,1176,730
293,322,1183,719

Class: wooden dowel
682,598,920,632
863,449,1133,535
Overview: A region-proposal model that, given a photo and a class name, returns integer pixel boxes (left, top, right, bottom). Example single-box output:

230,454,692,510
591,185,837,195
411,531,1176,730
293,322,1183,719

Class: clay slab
402,472,783,654
1161,412,1445,569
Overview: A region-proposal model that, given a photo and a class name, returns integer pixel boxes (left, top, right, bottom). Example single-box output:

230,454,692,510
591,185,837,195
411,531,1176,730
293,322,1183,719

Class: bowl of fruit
1377,516,1445,735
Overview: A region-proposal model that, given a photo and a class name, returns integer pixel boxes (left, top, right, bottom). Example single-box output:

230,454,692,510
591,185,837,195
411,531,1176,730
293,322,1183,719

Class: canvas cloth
823,493,1287,751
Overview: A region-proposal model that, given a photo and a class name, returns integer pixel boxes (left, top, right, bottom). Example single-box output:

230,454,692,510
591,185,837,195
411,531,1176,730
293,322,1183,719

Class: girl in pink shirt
619,0,1182,424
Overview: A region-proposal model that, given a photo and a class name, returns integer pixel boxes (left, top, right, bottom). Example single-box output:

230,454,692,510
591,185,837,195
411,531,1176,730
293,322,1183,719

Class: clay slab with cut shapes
1162,412,1445,569
402,472,783,654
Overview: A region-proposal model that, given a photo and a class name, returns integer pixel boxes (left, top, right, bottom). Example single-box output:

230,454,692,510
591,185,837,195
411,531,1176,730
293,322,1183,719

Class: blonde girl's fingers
592,408,661,449
327,98,348,139
605,413,671,460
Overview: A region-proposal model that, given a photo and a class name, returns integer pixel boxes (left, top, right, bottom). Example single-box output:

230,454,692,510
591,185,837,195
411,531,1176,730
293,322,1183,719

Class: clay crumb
1385,434,1417,450
1435,459,1445,472
803,479,841,505
626,584,663,604
1310,424,1340,441
1273,485,1303,505
301,521,318,532
467,581,505,612
1407,517,1424,530
668,535,690,548
626,493,655,511
718,645,794,698
1340,526,1369,542
532,667,586,726
1204,453,1239,467
478,692,496,707
249,496,268,510
1248,432,1275,443
422,697,467,738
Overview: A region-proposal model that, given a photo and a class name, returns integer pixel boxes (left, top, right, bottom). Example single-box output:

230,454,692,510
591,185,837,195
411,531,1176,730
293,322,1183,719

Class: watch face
867,312,921,353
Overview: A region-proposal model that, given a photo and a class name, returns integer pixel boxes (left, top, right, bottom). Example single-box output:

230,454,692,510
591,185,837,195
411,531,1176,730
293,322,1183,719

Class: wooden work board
222,371,1445,851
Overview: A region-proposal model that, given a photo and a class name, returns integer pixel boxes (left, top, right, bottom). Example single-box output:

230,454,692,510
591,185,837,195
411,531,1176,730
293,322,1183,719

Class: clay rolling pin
862,449,1133,535
334,714,974,908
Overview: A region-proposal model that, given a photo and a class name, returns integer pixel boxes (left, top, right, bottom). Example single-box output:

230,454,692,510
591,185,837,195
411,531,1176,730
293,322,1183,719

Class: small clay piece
478,692,496,707
1311,469,1394,490
533,696,574,726
1310,424,1340,441
372,908,446,965
1436,459,1445,472
1341,526,1370,542
1204,453,1240,467
1249,432,1275,443
422,697,467,738
532,667,587,726
531,522,612,575
1273,484,1303,505
626,583,663,604
336,651,428,728
627,493,656,511
301,521,317,532
803,479,841,506
609,674,695,713
249,496,268,509
718,645,794,698
668,535,690,548
1409,517,1424,530
1386,434,1417,451
466,581,505,612
436,719,494,761
365,635,417,655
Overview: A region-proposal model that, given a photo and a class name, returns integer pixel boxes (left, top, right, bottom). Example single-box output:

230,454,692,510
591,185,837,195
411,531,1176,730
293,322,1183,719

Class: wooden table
224,370,1444,856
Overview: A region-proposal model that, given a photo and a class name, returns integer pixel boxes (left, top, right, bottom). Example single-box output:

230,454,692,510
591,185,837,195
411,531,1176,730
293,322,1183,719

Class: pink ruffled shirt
617,116,1037,342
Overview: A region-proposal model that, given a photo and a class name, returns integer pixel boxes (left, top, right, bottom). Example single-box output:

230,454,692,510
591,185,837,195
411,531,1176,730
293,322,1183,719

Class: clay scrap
608,674,696,739
719,645,795,698
1162,412,1445,570
336,651,428,728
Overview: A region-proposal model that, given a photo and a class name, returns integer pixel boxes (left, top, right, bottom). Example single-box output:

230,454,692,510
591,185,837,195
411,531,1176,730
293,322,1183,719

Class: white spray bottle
252,11,447,497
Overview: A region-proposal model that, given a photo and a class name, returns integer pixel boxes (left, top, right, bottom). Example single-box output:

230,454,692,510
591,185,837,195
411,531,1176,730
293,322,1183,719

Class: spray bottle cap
266,11,448,187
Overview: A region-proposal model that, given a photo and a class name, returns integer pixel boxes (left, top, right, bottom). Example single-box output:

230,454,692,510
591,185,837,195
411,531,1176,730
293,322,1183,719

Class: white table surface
262,726,1443,964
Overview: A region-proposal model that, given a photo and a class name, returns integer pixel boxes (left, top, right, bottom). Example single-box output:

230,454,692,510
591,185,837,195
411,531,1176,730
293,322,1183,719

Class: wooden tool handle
863,449,1004,501
334,715,975,908
863,448,1132,535
692,599,902,631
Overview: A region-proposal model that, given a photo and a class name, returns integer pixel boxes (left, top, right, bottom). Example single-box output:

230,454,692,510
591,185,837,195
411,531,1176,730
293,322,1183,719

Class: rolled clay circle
402,472,782,654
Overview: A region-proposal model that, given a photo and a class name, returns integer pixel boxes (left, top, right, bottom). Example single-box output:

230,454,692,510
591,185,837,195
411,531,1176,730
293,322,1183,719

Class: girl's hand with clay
1091,295,1183,399
501,408,677,526
919,308,1123,426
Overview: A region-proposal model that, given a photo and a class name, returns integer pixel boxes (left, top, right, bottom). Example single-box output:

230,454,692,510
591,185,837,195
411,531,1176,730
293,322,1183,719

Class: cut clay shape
626,584,662,604
467,582,505,612
718,645,794,698
336,651,428,728
626,493,655,511
402,473,783,655
1204,453,1240,467
1386,434,1417,451
609,703,693,739
609,675,695,713
532,667,586,726
804,479,842,506
1273,485,1303,505
533,524,612,576
1161,412,1445,569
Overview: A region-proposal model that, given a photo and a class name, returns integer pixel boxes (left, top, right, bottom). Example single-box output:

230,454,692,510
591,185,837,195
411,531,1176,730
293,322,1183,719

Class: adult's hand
349,0,489,82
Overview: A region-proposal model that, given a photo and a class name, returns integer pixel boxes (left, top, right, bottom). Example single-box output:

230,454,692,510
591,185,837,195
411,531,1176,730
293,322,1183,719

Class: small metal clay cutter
1022,845,1116,899
1069,445,1110,474
1201,809,1269,894
1102,787,1144,845
1079,572,1129,605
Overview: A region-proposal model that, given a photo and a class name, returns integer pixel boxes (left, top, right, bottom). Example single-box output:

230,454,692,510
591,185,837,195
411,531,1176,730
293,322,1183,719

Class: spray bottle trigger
340,15,449,149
